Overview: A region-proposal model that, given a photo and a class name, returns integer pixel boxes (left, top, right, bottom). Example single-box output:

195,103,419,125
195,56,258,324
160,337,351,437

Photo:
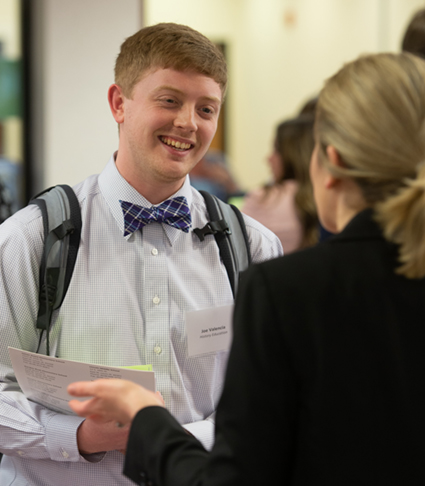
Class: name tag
186,304,234,357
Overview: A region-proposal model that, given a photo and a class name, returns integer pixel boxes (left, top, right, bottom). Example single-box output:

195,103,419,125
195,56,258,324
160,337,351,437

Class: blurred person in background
241,115,318,253
189,149,243,202
0,157,22,224
402,7,425,58
298,95,318,116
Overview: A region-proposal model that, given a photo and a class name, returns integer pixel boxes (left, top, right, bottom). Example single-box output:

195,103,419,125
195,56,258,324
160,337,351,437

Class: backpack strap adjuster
193,220,231,242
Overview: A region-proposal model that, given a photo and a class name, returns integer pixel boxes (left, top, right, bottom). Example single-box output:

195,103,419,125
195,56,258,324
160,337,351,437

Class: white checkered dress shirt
0,155,283,486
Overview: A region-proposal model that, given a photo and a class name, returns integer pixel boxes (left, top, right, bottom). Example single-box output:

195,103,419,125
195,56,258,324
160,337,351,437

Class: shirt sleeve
242,213,284,263
0,209,87,462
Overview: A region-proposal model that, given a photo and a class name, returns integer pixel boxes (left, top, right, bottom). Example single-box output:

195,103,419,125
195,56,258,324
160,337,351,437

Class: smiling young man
0,23,282,486
110,68,222,203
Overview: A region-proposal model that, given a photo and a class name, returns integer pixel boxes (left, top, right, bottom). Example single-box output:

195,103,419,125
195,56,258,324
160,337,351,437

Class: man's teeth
161,137,192,150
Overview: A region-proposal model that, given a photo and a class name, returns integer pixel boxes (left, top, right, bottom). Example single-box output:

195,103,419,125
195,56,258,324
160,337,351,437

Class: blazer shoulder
257,240,334,280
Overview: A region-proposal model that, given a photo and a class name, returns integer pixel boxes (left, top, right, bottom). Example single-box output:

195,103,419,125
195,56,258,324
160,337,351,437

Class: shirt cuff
45,412,86,462
182,419,215,451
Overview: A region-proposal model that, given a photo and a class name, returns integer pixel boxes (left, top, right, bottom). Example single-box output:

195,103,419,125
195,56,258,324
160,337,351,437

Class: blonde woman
68,52,425,485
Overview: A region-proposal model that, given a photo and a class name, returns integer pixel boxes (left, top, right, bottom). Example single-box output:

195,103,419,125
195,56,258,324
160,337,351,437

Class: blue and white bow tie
120,196,192,236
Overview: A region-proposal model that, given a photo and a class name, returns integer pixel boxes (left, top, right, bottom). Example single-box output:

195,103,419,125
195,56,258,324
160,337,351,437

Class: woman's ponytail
376,164,425,278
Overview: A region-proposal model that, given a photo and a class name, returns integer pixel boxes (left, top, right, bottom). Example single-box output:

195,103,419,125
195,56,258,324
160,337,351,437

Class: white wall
33,0,142,191
146,0,425,190
34,0,425,191
0,0,20,58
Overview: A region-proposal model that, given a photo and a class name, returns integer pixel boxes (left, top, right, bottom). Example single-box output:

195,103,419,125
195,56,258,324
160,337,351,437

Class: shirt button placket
143,225,170,405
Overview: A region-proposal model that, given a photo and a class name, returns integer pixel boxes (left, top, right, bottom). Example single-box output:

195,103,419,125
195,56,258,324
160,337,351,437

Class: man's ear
324,145,343,189
108,84,125,124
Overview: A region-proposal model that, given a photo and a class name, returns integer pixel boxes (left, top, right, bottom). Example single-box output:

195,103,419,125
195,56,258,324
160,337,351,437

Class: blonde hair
315,52,425,278
115,23,227,99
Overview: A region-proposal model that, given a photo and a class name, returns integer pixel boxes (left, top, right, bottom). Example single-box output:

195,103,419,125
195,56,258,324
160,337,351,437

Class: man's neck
137,181,185,205
115,160,185,204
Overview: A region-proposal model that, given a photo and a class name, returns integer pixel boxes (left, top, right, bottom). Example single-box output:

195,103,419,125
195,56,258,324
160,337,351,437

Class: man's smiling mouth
160,136,193,151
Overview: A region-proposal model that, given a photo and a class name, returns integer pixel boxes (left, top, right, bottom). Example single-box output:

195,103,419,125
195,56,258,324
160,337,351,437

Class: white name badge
186,304,234,357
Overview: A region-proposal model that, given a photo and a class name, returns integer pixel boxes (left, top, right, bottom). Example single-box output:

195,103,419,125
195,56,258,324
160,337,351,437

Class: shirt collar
99,153,193,245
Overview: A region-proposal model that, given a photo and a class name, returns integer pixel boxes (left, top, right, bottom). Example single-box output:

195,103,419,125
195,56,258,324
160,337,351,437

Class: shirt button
61,450,70,458
151,248,158,256
17,450,25,456
152,295,161,305
154,345,162,355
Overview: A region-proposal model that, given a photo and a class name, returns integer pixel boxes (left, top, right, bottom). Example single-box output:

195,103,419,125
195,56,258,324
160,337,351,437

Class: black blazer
124,209,425,486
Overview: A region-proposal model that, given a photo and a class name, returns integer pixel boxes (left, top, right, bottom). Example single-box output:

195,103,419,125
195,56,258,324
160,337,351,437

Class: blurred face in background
267,141,284,182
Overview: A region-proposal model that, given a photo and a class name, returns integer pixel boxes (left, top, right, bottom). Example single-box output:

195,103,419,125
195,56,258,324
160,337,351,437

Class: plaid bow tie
120,197,192,236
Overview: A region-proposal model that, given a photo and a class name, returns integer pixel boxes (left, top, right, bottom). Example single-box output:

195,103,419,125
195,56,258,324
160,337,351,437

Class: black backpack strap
194,191,251,298
30,185,82,355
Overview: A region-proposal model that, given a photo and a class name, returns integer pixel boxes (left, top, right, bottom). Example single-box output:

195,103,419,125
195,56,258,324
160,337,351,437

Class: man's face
115,68,222,196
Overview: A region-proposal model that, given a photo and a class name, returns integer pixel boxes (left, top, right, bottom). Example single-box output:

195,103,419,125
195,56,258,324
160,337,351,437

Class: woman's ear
108,84,125,124
324,145,343,189
326,145,344,168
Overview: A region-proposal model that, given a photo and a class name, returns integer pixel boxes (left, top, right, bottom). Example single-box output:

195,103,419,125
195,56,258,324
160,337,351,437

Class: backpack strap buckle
193,220,231,242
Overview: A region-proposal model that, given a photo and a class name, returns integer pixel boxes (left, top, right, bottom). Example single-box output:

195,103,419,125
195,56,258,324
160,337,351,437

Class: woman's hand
67,379,164,427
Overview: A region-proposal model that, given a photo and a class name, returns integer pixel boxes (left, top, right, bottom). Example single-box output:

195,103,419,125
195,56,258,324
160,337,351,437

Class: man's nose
174,106,197,131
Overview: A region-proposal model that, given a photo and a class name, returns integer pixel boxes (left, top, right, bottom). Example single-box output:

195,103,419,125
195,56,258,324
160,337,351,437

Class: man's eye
201,107,214,115
159,98,176,105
